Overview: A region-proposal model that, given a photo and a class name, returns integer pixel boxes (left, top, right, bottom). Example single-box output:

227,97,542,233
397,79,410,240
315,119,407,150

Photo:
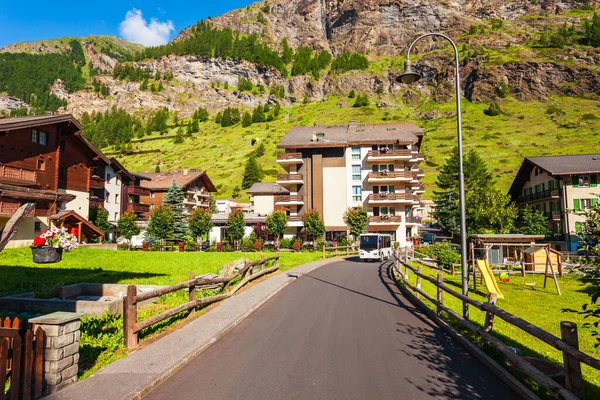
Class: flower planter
254,241,261,252
30,246,63,264
143,242,149,252
178,241,185,252
293,242,300,252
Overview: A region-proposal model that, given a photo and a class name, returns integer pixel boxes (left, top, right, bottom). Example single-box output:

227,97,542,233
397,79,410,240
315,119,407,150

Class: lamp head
396,59,421,84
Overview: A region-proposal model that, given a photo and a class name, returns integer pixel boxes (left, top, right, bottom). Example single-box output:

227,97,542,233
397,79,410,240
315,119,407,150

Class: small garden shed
523,247,562,273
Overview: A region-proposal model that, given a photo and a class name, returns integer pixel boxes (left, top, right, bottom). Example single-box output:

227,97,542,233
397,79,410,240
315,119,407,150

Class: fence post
436,272,443,316
561,321,583,398
416,265,422,299
322,244,326,259
483,293,498,333
123,285,138,350
188,272,196,317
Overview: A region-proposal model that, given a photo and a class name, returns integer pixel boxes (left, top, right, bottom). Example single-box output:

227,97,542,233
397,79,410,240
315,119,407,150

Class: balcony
545,211,562,221
0,201,21,216
89,176,106,189
186,189,210,198
368,193,415,204
127,186,151,196
367,149,412,162
516,189,560,204
277,173,304,185
277,152,303,165
89,197,105,209
0,166,37,186
287,215,304,227
410,152,425,162
412,169,425,178
405,216,422,225
369,215,402,225
127,203,151,213
276,195,304,205
367,171,412,183
412,184,425,194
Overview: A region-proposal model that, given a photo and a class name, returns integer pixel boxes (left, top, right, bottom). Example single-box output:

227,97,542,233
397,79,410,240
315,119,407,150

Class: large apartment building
276,121,426,246
508,154,600,251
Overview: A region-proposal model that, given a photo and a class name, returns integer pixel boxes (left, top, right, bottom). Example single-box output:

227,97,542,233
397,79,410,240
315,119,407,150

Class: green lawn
0,247,322,298
401,263,600,398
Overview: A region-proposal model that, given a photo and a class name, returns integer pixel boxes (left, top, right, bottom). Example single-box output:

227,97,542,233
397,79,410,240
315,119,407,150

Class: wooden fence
123,255,280,349
322,245,358,259
0,317,45,400
393,250,599,399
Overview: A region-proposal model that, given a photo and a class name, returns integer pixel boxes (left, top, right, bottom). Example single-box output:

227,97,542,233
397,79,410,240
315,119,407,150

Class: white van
359,234,393,261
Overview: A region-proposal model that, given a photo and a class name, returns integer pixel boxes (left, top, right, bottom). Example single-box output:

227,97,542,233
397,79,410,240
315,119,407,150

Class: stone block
44,356,74,374
44,348,64,361
60,364,78,381
37,324,64,337
29,312,84,326
45,372,62,386
74,330,81,341
62,342,79,357
55,375,77,391
73,353,80,364
48,332,74,348
64,320,81,334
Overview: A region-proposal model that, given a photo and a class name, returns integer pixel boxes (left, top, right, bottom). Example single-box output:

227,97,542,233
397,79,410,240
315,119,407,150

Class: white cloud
119,9,174,47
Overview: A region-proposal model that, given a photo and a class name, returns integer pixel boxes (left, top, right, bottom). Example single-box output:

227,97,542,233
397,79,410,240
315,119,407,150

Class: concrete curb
45,257,343,400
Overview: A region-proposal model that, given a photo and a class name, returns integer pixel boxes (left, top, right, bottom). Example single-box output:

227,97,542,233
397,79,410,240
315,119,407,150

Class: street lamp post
397,33,469,319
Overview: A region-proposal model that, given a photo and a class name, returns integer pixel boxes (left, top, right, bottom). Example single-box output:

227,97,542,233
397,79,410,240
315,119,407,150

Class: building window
115,194,119,204
37,159,46,171
34,222,42,233
39,131,48,146
351,147,361,160
31,128,38,143
107,173,112,182
58,167,66,181
352,165,361,181
581,199,593,209
579,175,590,187
352,186,362,202
150,192,155,198
60,140,66,153
114,212,119,221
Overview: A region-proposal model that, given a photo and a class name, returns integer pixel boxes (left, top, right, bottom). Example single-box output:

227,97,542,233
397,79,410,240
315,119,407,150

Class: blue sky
0,1,256,48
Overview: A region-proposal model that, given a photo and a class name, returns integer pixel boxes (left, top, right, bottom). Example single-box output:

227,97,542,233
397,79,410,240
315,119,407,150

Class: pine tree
163,179,190,242
242,112,253,127
93,207,110,235
242,156,264,190
252,105,266,123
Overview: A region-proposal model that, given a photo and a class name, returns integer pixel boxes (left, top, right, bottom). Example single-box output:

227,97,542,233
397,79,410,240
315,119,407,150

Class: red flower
33,236,46,247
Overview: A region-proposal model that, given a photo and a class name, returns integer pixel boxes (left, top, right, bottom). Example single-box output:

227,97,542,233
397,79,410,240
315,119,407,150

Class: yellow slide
476,259,505,299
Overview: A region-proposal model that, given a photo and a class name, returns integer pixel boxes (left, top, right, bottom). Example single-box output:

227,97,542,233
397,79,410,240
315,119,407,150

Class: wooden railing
275,195,304,203
517,189,561,204
411,152,425,160
127,186,151,196
89,176,106,188
0,166,37,184
288,215,303,222
369,215,402,224
126,203,151,213
411,169,424,176
412,184,425,191
322,245,358,259
123,255,280,350
0,317,45,400
545,211,562,221
277,152,303,161
0,201,21,216
277,173,303,182
368,171,413,180
368,193,414,202
367,149,412,158
393,250,597,399
89,197,104,209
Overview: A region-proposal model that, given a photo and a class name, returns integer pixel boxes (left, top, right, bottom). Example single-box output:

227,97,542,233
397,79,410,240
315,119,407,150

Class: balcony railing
412,184,425,192
127,203,151,213
186,189,210,197
410,152,425,161
516,189,560,204
368,193,415,203
368,171,413,180
288,215,303,222
127,186,151,196
406,216,422,224
277,173,303,182
89,197,105,209
277,153,303,162
369,215,402,224
0,165,37,185
0,201,21,216
412,169,425,177
367,149,412,159
276,195,304,203
545,211,562,221
89,176,106,189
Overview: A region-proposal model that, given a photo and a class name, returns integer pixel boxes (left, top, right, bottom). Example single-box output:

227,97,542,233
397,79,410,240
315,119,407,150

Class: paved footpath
46,258,338,400
145,259,515,400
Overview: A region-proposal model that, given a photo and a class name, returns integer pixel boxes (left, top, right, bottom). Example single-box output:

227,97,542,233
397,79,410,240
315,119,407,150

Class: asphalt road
145,259,514,400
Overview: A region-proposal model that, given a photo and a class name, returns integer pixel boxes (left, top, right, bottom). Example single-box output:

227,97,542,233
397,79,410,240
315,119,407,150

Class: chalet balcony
186,189,210,197
516,189,560,204
410,152,425,162
0,166,37,186
183,198,210,207
0,201,21,216
287,215,304,227
369,215,402,225
277,173,304,186
412,169,425,178
275,195,304,205
545,211,562,221
277,152,303,165
89,176,106,189
127,186,151,196
367,149,412,162
368,193,415,204
412,184,425,194
367,171,412,183
89,197,105,209
406,216,422,225
126,203,151,213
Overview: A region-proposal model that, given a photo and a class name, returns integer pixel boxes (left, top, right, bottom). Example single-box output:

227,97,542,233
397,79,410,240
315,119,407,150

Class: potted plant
30,227,79,263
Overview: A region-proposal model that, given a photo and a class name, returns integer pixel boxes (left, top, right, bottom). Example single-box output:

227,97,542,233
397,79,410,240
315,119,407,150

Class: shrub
417,242,460,268
483,101,502,116
496,83,510,98
280,238,293,248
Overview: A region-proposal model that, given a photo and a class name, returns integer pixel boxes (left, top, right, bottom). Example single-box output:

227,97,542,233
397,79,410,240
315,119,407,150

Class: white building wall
252,195,275,216
323,167,347,228
1,217,49,248
64,190,89,220
104,165,122,223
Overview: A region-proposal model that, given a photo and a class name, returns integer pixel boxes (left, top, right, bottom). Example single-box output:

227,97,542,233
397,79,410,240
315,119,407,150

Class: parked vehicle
421,233,435,246
359,234,393,261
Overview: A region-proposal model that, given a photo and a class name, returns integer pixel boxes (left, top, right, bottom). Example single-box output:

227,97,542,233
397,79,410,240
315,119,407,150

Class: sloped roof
247,182,290,195
140,170,216,192
278,122,423,149
0,114,83,132
49,210,104,238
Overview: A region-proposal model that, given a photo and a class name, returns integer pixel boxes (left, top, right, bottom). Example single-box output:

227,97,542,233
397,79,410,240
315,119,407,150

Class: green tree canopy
118,211,140,248
266,210,288,248
163,180,190,242
189,207,213,242
146,206,175,244
241,156,264,190
227,210,246,249
303,209,325,249
519,207,550,236
93,207,110,235
343,207,368,240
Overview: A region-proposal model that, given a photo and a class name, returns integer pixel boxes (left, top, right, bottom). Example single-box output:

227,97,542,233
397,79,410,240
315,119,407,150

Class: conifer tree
241,156,264,190
163,179,190,242
242,112,253,127
252,105,266,123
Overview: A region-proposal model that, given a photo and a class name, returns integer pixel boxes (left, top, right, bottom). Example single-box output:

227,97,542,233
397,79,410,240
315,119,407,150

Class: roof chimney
183,168,189,176
349,120,357,128
312,132,317,142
